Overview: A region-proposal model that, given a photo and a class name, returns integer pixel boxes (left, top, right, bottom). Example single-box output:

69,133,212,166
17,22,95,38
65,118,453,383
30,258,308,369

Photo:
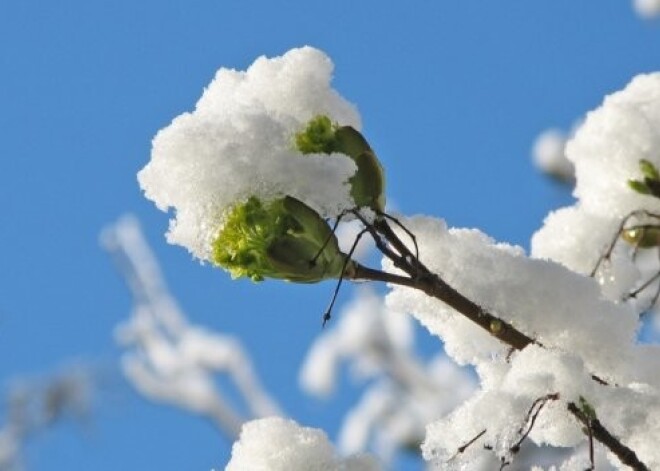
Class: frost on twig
101,215,282,440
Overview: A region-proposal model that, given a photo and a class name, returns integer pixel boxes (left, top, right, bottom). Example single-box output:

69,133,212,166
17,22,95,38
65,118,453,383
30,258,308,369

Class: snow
226,417,380,471
138,47,361,261
534,74,660,309
567,74,660,219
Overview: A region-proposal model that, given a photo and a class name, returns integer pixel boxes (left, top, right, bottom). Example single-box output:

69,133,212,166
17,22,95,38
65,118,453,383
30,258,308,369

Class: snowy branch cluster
0,368,90,471
134,47,660,469
102,216,281,440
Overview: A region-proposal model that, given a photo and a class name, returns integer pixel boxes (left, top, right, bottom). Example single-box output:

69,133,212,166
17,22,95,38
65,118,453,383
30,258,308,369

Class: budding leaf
645,178,660,198
628,179,651,195
578,396,597,421
334,126,386,212
629,160,660,199
212,196,349,283
639,159,660,181
296,115,386,211
295,115,335,154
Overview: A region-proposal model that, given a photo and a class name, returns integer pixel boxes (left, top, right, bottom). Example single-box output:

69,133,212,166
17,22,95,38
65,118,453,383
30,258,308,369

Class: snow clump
226,417,379,471
138,47,360,261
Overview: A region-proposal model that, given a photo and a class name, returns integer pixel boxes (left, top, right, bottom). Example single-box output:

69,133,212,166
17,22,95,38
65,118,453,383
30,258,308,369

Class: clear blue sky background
1,2,659,470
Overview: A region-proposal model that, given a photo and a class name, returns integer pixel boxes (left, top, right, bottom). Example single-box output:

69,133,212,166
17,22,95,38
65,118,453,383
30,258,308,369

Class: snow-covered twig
102,215,282,440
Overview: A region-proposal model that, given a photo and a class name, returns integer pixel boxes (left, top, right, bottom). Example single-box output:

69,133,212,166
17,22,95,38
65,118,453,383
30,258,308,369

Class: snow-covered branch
102,215,282,440
136,47,660,469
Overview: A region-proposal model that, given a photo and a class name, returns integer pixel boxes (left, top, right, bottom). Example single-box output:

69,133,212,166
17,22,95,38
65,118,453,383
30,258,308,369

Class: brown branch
568,403,649,471
447,428,487,463
347,217,649,471
373,217,535,350
512,393,560,454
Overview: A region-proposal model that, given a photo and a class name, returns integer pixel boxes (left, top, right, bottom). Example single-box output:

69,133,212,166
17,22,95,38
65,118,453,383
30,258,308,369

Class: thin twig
311,211,348,266
322,228,368,327
449,429,487,460
376,210,420,261
512,393,560,454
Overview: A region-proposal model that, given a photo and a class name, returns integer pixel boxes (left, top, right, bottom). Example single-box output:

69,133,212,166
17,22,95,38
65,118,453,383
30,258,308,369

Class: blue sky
0,1,658,470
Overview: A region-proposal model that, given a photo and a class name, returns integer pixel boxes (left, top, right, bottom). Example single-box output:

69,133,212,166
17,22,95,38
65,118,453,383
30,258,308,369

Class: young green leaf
639,159,660,181
295,115,386,211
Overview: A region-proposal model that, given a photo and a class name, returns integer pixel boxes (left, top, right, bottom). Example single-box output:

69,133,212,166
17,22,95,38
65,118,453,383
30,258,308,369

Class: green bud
639,159,660,181
578,396,597,421
628,179,651,195
212,196,350,283
295,115,336,154
629,160,660,199
334,126,386,212
489,319,503,334
295,115,386,211
621,225,660,248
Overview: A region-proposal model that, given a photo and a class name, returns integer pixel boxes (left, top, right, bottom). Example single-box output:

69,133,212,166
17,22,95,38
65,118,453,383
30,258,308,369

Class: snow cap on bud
296,115,386,211
137,47,362,262
212,195,351,283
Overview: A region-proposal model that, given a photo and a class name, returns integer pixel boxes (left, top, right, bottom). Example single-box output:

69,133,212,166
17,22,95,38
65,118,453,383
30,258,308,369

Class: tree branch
568,402,649,471
349,216,649,471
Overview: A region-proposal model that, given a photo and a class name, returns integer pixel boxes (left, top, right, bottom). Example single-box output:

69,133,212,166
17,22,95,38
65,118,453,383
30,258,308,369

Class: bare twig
376,210,420,261
568,402,648,471
322,228,369,326
448,428,487,461
513,393,560,454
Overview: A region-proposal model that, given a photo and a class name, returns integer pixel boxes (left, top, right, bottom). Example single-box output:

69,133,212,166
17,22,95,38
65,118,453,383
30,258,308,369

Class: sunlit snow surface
226,417,380,471
402,73,660,469
533,74,660,301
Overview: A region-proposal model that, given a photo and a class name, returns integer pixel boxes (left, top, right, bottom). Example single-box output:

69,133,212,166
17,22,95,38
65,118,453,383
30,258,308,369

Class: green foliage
628,159,660,198
628,179,652,195
212,196,349,282
640,159,660,181
295,115,336,154
578,396,597,421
